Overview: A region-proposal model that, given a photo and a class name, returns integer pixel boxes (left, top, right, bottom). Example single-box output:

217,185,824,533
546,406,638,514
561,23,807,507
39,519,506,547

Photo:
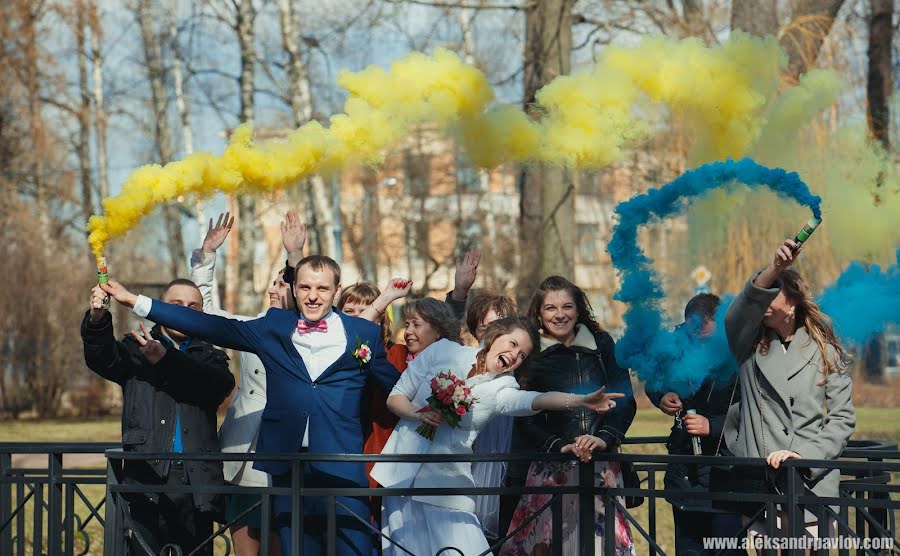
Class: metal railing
2,439,897,556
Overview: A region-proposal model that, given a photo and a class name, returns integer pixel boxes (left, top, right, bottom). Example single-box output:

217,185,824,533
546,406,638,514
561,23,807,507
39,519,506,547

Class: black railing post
0,451,12,556
291,459,303,556
578,461,593,556
16,480,24,556
604,491,616,555
260,493,271,556
48,451,63,555
551,494,563,556
326,495,336,556
103,456,126,556
784,465,804,556
647,466,657,554
64,483,75,556
33,480,44,555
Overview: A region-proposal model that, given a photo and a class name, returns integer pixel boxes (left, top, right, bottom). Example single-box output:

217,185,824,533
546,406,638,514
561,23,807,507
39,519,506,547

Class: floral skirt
499,460,635,556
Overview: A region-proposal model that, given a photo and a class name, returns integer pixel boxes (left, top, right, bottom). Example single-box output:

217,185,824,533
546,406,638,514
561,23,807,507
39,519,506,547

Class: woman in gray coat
722,238,855,541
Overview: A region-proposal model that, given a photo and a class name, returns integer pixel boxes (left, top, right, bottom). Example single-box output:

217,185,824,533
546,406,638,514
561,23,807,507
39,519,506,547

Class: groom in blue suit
102,255,400,556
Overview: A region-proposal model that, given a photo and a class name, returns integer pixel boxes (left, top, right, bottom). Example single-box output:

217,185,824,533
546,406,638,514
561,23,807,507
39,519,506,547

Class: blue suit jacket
145,301,400,485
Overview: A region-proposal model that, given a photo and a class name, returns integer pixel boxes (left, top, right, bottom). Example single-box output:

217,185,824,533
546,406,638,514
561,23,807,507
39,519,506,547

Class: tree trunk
730,0,779,37
866,0,893,150
780,0,845,80
88,1,109,202
21,3,50,235
235,0,258,315
75,0,93,228
277,0,335,261
518,0,576,306
169,2,220,306
137,0,183,278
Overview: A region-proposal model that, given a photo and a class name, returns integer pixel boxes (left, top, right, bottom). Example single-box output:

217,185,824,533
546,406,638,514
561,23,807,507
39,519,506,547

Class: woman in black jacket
645,293,747,556
500,276,637,556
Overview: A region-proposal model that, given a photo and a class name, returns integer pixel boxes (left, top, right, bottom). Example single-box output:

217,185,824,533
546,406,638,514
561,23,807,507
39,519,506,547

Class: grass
1,408,897,555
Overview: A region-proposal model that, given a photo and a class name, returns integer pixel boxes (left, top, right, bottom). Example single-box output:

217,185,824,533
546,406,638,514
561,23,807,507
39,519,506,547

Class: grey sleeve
724,271,782,363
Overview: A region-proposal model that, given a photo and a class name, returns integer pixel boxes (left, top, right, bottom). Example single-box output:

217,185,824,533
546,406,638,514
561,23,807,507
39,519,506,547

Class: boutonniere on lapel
351,337,372,368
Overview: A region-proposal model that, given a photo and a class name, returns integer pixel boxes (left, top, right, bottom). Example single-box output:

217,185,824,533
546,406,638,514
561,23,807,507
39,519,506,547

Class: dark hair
684,293,720,322
527,275,605,337
338,282,393,346
295,255,341,286
480,315,540,361
163,278,200,296
404,298,461,343
465,291,517,337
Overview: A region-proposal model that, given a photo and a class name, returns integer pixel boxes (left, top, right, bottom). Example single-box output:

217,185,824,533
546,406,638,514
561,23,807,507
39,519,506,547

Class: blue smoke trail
608,158,821,396
819,250,900,344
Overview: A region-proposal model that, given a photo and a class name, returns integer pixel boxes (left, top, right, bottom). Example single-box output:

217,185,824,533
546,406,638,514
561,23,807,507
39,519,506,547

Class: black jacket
509,325,637,479
646,374,740,512
81,311,234,511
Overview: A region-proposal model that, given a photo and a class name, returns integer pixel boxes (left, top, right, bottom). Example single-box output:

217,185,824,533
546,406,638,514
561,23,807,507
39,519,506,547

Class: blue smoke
818,251,900,344
608,158,821,396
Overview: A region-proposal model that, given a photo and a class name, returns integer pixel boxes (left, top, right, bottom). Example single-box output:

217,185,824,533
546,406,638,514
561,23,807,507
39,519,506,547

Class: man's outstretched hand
100,281,138,309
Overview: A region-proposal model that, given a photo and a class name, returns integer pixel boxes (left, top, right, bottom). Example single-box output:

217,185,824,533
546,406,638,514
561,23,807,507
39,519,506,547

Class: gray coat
723,274,856,517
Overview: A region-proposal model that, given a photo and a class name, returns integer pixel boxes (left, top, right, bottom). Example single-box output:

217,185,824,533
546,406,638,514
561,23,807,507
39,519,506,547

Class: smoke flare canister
686,409,702,455
97,257,110,308
792,216,822,251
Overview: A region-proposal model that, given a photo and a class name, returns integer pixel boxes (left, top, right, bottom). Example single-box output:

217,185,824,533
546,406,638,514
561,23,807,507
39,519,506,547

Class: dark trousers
673,508,747,556
273,470,371,556
126,462,214,556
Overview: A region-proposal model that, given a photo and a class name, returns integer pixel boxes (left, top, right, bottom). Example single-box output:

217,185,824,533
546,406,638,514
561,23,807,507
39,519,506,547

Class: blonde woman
722,238,856,546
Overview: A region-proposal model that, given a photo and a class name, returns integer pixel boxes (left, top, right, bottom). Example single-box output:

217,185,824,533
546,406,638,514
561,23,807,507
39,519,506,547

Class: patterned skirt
499,459,635,556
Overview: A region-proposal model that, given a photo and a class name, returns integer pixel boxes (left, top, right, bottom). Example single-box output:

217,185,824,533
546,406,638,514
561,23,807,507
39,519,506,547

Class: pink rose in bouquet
416,371,476,440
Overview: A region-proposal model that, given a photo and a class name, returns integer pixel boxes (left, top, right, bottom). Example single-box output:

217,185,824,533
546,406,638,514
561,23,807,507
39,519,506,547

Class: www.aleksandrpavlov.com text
703,536,895,551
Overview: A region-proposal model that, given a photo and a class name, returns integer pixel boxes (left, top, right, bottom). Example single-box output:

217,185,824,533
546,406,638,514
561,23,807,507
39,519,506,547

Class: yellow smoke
88,32,889,264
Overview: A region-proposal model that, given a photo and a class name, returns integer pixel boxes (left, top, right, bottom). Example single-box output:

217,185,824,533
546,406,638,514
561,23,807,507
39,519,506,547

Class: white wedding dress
370,339,540,556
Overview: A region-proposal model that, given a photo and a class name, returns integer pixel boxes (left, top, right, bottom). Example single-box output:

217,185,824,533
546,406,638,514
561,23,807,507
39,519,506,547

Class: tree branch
383,0,528,10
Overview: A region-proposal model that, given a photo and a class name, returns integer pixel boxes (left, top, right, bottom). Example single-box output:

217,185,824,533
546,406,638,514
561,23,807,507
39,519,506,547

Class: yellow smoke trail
88,32,875,263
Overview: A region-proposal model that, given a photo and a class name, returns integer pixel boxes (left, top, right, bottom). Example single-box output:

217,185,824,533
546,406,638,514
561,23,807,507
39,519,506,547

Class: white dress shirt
293,309,346,446
133,296,347,448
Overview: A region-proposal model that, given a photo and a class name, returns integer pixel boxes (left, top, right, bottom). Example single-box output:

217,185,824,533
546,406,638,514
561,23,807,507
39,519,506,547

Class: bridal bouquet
416,371,475,440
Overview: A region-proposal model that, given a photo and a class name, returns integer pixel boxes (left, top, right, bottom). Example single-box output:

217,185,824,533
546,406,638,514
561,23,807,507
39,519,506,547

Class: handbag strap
714,376,739,457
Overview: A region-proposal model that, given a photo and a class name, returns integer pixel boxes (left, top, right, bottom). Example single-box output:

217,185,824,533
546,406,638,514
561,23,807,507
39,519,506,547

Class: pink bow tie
297,319,328,334
405,352,416,363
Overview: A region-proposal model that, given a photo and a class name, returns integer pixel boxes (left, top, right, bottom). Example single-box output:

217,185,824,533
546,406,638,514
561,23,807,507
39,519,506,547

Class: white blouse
370,339,541,512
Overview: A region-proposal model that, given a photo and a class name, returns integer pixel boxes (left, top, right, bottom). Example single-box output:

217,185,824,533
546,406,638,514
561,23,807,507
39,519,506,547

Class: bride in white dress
371,316,624,556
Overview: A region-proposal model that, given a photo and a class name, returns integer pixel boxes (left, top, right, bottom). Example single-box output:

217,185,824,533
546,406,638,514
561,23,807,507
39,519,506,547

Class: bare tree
136,0,185,279
730,0,780,37
232,0,259,315
276,0,336,259
74,0,94,227
866,0,893,149
518,0,576,306
87,0,109,202
780,0,846,80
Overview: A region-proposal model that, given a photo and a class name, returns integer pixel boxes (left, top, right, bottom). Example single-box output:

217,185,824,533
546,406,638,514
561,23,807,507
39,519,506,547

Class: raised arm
358,278,412,322
101,281,265,353
445,250,480,320
81,287,147,384
191,211,234,312
725,239,800,362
